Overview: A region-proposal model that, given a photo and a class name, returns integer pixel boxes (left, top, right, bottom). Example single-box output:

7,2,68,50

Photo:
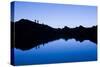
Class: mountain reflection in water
13,39,97,65
11,19,97,65
11,19,97,50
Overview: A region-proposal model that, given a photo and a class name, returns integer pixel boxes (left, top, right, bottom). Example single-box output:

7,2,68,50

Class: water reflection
11,19,97,65
14,36,97,50
14,39,97,65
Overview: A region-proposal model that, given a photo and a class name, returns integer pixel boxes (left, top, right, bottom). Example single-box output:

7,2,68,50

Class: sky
11,1,97,28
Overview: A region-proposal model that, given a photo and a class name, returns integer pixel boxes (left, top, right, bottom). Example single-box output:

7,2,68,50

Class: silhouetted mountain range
11,19,97,50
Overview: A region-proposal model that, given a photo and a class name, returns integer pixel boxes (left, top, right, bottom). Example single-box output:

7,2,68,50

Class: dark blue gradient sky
12,1,97,28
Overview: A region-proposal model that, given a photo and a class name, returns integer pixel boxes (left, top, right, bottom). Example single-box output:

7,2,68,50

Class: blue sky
12,1,97,28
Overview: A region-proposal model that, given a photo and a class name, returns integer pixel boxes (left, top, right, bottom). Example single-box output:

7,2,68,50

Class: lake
14,38,97,65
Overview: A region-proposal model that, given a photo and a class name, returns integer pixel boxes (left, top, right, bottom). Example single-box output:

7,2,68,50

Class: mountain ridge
12,19,97,29
11,19,97,50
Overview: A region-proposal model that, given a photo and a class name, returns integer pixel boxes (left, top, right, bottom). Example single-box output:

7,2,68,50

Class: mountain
11,19,97,50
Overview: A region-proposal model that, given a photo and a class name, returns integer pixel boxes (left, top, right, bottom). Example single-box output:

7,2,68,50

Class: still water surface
14,38,97,65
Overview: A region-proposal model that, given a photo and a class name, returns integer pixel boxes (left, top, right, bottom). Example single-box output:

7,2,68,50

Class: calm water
14,39,97,65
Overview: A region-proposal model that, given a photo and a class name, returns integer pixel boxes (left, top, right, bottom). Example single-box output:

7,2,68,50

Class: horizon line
11,19,97,29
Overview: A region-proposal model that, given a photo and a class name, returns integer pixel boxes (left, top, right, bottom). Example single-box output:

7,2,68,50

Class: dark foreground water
14,38,97,65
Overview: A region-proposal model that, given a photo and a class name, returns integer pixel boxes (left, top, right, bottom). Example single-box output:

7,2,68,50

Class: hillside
11,19,97,50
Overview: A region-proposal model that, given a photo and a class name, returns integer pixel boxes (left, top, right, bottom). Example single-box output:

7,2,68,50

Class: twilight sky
12,1,97,28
